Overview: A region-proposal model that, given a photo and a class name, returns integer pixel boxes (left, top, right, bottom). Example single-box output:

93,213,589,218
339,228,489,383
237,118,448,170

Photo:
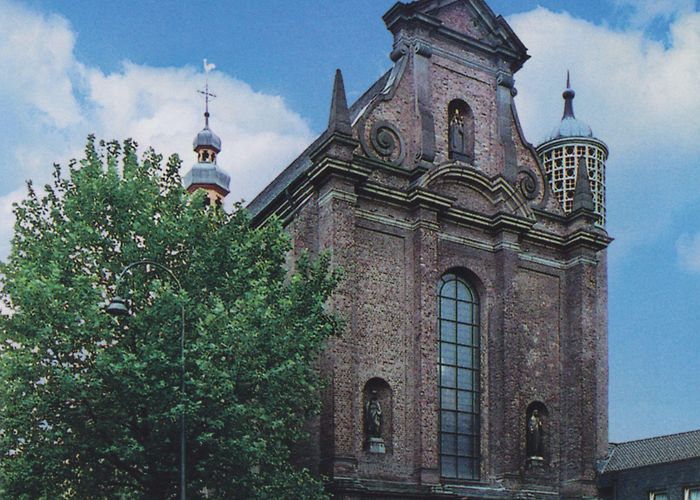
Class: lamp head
105,296,130,316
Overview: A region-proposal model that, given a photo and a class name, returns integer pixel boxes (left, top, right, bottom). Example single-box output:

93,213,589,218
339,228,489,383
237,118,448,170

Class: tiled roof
602,429,700,472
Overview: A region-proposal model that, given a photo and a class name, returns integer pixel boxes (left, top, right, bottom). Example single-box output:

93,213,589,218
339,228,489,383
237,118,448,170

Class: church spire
328,69,352,136
200,59,216,130
194,59,220,161
562,70,576,120
183,60,230,205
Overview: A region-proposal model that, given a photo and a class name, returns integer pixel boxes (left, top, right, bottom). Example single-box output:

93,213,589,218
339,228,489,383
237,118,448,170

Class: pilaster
560,242,602,497
414,42,436,164
412,206,441,485
491,228,521,485
317,174,359,478
496,70,518,183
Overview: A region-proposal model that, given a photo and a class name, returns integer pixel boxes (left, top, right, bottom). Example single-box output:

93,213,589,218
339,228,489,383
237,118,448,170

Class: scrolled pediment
417,164,535,220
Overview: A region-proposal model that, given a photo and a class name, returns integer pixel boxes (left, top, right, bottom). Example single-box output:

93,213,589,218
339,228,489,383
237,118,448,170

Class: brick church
187,0,612,498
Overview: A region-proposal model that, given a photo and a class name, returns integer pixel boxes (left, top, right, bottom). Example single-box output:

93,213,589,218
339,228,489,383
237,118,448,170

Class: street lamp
105,260,186,500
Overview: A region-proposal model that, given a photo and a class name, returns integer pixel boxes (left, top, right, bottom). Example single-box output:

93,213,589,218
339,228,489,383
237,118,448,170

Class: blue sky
0,0,698,443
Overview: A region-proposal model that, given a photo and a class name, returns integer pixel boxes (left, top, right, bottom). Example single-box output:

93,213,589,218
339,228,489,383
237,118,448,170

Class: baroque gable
249,0,566,228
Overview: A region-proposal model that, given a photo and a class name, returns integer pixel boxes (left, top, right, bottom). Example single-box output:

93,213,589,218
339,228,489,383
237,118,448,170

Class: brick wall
258,1,611,498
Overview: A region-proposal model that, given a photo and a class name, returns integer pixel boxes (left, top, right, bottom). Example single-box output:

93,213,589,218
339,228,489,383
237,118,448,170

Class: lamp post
105,260,186,500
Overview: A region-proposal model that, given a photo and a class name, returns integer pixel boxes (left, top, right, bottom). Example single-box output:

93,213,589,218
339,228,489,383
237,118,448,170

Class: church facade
244,1,610,498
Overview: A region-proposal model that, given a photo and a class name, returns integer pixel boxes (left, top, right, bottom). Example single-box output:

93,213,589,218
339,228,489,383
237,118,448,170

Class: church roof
602,429,700,473
193,122,222,152
183,162,230,194
542,72,594,143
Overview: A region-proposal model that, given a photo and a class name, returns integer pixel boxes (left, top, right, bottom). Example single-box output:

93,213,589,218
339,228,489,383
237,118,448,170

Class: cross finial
198,59,217,127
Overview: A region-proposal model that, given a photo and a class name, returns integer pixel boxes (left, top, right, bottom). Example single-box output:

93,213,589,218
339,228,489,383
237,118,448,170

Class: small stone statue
526,409,544,459
365,390,382,439
449,108,466,157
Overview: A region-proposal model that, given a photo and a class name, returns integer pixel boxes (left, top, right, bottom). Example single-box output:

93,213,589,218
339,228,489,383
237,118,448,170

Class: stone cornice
354,155,429,180
307,157,371,186
562,228,613,253
251,156,611,253
308,131,359,164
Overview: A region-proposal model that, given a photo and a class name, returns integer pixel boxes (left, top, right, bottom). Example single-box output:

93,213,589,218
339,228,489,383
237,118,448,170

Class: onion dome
182,162,230,195
183,109,230,199
193,111,222,152
545,71,593,141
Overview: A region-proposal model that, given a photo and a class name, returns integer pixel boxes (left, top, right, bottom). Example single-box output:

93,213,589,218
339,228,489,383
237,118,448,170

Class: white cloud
0,189,24,261
676,233,700,272
611,0,696,28
86,63,314,202
0,0,82,129
509,8,700,254
511,7,700,155
0,0,86,198
0,0,314,261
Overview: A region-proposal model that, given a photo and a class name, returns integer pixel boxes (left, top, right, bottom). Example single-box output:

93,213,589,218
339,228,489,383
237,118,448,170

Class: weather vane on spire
198,59,217,126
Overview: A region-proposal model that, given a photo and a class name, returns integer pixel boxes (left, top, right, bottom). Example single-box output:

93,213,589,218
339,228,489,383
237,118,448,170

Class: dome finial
193,59,222,155
199,59,217,129
562,70,576,119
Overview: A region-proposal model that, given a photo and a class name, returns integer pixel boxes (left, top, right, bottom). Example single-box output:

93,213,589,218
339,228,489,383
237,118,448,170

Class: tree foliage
0,137,339,499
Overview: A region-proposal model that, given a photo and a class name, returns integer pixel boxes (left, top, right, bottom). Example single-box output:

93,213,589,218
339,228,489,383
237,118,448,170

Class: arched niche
525,401,549,467
362,378,393,454
448,99,475,163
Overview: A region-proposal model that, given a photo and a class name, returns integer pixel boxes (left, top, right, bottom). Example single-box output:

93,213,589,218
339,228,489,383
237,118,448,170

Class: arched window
448,100,475,163
438,273,480,480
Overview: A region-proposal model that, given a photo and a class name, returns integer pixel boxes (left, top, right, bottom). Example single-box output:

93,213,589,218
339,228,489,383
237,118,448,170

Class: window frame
437,272,480,481
685,487,700,500
649,491,668,500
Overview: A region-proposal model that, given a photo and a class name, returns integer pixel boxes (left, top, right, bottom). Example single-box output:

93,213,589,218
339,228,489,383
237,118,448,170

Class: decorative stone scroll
366,120,406,166
518,169,539,201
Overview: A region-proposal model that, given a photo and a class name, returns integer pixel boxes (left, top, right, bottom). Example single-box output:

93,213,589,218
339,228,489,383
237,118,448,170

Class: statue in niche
365,390,382,439
449,108,466,158
526,409,544,459
364,389,386,453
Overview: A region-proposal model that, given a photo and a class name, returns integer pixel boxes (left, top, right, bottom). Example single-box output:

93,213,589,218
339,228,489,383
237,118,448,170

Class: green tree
0,137,339,499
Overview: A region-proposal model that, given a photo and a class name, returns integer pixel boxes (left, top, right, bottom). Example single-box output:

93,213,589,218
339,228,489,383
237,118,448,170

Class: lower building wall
599,458,700,499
